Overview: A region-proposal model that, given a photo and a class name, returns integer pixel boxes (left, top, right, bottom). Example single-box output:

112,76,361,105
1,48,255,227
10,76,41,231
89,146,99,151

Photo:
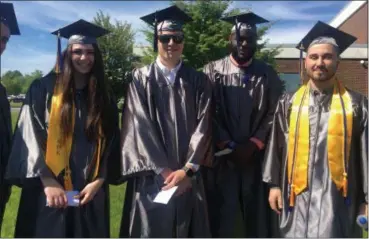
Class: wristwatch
182,166,195,178
226,141,237,150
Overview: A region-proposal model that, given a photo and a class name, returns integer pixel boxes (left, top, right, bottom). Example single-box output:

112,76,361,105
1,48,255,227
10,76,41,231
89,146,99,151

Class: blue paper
66,191,80,207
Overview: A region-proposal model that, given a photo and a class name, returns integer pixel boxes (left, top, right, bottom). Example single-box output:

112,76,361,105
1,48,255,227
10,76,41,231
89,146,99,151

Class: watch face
185,167,194,177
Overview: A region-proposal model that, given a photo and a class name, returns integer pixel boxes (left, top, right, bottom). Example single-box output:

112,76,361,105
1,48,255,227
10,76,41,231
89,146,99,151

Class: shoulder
203,57,228,74
129,64,154,88
181,63,211,89
346,88,368,122
28,71,56,96
346,88,367,106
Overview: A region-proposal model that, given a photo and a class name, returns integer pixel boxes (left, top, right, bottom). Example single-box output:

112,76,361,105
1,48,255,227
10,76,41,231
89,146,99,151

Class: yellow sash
45,82,105,190
287,80,352,207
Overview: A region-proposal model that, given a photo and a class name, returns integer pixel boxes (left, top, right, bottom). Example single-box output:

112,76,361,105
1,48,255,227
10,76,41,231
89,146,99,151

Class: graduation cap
51,19,109,74
140,5,193,52
296,21,357,54
0,2,20,35
221,12,268,48
296,21,357,83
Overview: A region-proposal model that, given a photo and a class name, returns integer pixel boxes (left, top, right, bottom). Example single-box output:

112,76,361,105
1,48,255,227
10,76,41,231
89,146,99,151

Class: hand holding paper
153,186,178,204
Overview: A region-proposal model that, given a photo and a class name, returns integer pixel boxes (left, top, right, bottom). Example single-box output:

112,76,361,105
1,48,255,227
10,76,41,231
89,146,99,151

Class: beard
306,67,336,82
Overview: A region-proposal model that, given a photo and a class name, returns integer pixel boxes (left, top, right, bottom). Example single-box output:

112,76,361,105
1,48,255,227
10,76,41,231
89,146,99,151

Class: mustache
313,66,328,72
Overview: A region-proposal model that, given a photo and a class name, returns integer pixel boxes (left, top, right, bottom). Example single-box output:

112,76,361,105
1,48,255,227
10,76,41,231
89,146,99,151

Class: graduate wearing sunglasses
118,5,212,238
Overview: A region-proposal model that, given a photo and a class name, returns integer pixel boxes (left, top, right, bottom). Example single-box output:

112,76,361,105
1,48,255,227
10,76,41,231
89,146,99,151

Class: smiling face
305,43,339,82
70,43,95,74
157,30,184,64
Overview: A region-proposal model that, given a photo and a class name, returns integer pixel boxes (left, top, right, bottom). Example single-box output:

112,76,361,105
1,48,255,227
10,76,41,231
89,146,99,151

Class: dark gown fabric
5,72,120,238
262,87,368,237
0,82,12,234
118,62,213,237
201,56,283,237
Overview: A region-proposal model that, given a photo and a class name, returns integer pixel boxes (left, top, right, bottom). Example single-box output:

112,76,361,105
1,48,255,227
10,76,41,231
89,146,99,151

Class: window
279,73,301,93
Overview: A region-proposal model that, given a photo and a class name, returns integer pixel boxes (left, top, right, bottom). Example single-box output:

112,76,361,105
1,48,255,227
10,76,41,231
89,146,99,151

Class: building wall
276,59,368,96
338,3,368,44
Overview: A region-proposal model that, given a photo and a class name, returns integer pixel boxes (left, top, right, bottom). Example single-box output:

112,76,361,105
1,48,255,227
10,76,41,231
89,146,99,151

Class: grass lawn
9,102,22,108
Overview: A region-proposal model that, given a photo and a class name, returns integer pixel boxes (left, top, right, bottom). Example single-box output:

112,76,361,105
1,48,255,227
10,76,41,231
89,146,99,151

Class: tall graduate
262,21,368,237
201,12,283,237
5,19,120,238
0,2,20,234
118,5,212,238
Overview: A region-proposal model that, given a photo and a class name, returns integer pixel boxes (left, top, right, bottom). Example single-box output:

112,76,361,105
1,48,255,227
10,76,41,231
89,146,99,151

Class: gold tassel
64,167,73,191
289,185,295,208
342,172,348,198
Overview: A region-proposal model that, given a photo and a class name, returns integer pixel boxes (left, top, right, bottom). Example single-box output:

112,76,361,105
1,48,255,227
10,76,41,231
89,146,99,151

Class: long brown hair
55,44,115,142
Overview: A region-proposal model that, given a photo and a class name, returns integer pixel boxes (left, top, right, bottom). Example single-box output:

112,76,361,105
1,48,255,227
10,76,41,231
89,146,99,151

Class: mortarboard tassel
153,12,158,53
343,172,351,206
288,184,295,212
235,18,241,50
299,43,304,85
55,30,63,74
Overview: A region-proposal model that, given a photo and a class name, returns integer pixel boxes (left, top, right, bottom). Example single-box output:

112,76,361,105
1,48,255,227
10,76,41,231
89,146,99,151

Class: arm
6,79,55,186
0,83,12,203
262,94,288,187
251,67,284,149
185,73,212,168
120,69,169,177
203,63,231,148
359,96,368,204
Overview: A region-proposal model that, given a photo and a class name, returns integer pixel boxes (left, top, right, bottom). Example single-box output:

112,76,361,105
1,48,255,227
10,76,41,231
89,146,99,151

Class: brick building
268,1,368,95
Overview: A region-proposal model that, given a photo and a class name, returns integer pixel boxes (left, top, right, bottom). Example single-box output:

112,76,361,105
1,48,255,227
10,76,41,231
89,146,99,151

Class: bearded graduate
262,21,368,237
118,5,212,238
5,19,120,238
200,12,283,238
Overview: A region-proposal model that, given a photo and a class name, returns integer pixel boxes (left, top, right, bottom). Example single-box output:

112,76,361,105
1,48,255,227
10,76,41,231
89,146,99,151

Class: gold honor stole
45,82,105,191
287,80,353,208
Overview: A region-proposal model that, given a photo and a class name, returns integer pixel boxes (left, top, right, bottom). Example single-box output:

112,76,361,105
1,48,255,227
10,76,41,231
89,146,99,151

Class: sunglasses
158,34,184,44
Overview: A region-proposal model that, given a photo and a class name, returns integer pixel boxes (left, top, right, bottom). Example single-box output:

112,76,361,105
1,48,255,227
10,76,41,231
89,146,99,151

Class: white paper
153,186,178,204
214,148,233,157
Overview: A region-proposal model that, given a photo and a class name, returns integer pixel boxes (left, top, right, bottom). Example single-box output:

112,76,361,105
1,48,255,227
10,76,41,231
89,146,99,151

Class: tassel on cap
153,12,158,53
299,43,304,84
55,30,63,74
235,17,241,49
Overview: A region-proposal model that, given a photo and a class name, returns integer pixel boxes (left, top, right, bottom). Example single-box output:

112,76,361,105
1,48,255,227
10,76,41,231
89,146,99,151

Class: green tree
1,70,23,95
22,70,43,93
93,10,135,100
139,0,282,71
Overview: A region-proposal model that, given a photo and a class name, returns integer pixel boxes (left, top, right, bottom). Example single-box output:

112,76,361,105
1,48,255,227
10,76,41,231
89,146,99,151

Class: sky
1,0,349,75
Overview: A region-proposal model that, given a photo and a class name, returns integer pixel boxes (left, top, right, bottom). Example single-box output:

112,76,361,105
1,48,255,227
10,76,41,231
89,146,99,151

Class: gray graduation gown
0,82,12,234
5,72,120,238
119,62,212,238
201,56,283,237
262,87,368,237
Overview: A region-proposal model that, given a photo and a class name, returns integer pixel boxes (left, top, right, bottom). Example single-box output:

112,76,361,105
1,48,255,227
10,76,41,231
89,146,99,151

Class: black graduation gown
262,87,368,237
0,82,12,234
201,55,283,237
118,62,213,237
5,73,121,238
